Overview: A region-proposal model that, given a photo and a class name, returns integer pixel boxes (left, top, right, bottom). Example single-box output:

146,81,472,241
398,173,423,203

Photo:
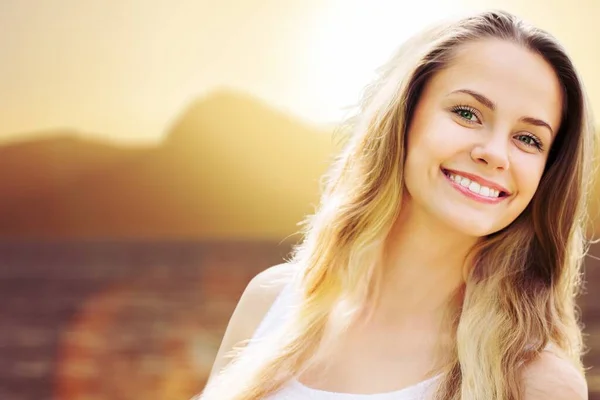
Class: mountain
0,90,597,239
0,91,336,239
0,132,147,209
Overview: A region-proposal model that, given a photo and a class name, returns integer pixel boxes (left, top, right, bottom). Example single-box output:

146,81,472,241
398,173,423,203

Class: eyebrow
450,89,555,136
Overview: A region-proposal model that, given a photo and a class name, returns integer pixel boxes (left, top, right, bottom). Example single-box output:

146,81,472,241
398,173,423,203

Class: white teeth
445,171,501,198
468,181,480,192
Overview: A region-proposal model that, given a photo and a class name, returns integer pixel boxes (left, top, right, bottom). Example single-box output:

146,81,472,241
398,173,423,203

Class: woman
199,9,596,400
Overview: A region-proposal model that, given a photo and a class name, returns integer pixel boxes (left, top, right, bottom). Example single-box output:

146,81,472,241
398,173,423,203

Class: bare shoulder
521,349,588,400
206,262,298,380
243,262,298,306
221,262,296,343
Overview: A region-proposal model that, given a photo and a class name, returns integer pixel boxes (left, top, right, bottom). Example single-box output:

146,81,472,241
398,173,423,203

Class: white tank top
250,281,442,400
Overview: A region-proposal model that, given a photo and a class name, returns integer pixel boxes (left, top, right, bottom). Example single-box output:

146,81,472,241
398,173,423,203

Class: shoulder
224,261,298,340
521,349,588,400
242,262,298,308
207,262,298,380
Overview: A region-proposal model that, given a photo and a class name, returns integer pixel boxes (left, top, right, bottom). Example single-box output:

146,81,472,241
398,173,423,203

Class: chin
441,211,507,238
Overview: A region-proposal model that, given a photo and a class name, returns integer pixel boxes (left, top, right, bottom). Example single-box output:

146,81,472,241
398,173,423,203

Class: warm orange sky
1,0,599,145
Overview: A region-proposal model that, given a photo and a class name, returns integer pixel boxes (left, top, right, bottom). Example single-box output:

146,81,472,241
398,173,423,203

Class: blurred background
0,0,598,399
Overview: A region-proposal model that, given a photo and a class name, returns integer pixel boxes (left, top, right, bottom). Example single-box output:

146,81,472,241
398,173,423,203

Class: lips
441,168,511,196
442,170,509,205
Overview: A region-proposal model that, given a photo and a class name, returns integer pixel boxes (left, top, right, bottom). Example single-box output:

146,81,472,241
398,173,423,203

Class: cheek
408,109,461,151
512,158,546,205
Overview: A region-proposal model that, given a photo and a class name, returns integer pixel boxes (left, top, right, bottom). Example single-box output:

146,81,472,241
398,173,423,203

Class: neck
375,198,477,323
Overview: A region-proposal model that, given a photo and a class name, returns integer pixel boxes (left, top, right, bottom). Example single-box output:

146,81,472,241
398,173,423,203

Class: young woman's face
403,39,563,237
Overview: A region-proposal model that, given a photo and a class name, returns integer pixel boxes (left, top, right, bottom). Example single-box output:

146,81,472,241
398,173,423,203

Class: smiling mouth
441,168,509,199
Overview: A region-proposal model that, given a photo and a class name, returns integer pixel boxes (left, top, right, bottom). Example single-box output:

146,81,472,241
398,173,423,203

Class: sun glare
304,0,465,124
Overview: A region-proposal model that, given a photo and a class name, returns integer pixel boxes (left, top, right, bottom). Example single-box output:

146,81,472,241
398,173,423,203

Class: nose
470,131,510,171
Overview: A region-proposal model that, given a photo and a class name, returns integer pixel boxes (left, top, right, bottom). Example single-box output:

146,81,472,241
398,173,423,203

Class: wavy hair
201,9,596,400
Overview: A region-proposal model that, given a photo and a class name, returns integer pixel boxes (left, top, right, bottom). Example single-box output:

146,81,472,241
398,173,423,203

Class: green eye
458,110,475,120
451,105,480,123
515,133,544,151
520,136,534,145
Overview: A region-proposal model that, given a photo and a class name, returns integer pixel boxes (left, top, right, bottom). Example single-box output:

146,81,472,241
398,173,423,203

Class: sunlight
304,0,466,124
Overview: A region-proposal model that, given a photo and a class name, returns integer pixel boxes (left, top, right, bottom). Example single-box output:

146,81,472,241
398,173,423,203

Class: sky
1,0,598,145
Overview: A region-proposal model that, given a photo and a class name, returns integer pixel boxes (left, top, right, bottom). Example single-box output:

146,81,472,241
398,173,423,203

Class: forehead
425,39,563,130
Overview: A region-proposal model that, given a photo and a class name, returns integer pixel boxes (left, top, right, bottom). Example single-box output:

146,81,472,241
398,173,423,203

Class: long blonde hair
201,10,596,400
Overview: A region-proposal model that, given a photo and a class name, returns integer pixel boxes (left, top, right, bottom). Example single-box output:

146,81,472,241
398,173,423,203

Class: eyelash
515,133,544,151
450,105,544,152
450,105,481,124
